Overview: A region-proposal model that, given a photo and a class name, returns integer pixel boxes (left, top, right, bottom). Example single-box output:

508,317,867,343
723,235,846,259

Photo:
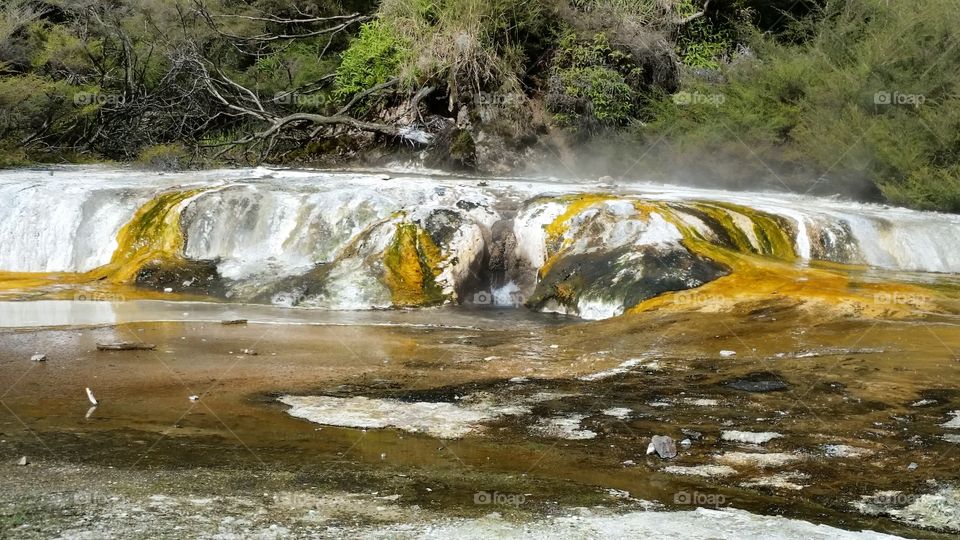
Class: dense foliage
2,0,960,212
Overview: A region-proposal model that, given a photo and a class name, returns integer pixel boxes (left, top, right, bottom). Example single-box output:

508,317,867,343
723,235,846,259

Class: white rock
602,407,631,419
279,395,529,439
824,444,874,458
387,506,904,538
891,487,960,532
741,472,810,491
663,465,738,478
648,435,678,459
30,354,47,362
720,350,737,358
578,358,653,381
530,414,597,440
717,452,803,468
721,430,783,444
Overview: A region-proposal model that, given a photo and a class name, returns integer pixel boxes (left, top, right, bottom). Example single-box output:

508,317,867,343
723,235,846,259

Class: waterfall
1,166,958,317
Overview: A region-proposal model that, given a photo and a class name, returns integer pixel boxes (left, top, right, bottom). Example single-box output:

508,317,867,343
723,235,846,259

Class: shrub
674,0,741,69
377,0,548,99
334,21,407,99
636,0,960,209
547,32,638,131
136,144,190,171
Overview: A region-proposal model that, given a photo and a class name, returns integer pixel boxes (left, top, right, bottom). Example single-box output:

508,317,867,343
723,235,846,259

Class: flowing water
2,166,960,538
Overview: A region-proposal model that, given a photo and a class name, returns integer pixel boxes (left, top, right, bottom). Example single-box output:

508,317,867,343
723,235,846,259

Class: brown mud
2,304,959,538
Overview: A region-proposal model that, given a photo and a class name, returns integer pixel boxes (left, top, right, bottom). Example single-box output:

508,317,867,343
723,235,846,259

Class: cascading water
1,166,959,319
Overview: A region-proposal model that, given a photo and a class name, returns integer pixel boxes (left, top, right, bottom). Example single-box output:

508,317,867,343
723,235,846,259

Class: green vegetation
547,32,638,130
641,0,960,210
2,0,960,212
136,144,191,171
335,21,407,99
674,0,737,69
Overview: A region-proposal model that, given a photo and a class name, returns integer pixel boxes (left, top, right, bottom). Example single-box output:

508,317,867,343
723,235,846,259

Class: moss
383,221,447,307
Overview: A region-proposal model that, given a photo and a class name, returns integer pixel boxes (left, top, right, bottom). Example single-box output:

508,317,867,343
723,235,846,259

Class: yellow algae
543,194,616,240
383,221,446,307
629,249,941,319
630,201,660,222
0,189,205,298
105,189,204,283
709,201,797,260
625,201,940,319
539,194,616,279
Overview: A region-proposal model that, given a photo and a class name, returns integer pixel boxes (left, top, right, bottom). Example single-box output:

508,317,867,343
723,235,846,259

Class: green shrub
636,0,960,210
136,143,190,171
378,0,548,98
674,0,738,69
547,32,638,130
0,74,92,144
334,21,407,99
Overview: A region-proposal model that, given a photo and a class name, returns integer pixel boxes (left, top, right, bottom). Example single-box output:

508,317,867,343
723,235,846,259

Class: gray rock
646,435,678,459
17,456,28,466
30,354,47,362
724,371,789,393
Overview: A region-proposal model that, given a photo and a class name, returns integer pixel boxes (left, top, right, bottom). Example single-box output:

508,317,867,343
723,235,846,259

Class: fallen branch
96,342,157,351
